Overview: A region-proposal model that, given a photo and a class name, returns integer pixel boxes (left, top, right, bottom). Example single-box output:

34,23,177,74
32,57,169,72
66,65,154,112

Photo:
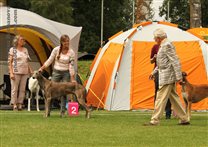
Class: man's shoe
143,122,158,126
166,116,171,119
178,122,190,125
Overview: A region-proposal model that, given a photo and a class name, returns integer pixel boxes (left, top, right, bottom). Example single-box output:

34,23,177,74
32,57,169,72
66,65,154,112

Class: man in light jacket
144,28,189,126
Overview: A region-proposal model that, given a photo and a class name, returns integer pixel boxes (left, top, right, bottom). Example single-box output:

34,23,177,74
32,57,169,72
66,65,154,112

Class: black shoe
166,116,171,119
178,122,190,125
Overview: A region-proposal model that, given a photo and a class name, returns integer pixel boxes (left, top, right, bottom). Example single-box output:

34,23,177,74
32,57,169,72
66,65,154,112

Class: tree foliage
159,0,208,29
7,0,31,10
7,0,136,53
71,0,133,53
135,0,154,23
30,0,73,24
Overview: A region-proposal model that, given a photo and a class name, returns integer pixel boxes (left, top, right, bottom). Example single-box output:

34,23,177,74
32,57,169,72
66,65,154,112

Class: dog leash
78,73,106,108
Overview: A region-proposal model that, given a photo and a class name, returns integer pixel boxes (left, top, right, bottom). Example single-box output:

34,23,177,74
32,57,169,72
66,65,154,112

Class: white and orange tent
86,21,208,111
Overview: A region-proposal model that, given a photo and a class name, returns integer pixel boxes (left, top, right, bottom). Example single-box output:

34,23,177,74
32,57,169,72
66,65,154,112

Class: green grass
77,60,93,82
0,110,207,147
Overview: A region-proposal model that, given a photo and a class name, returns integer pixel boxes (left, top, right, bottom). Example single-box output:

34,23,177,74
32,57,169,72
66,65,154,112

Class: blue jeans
52,69,70,113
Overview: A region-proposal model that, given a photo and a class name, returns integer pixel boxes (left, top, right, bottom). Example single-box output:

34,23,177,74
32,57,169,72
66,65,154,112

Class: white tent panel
199,40,208,76
132,22,202,42
86,28,136,91
108,39,133,110
0,6,82,52
105,56,120,110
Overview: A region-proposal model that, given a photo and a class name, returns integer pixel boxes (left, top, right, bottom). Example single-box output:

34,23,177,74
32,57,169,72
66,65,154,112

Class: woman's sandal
18,104,22,111
13,105,18,111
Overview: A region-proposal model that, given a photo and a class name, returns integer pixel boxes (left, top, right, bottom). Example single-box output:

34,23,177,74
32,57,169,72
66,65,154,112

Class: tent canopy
0,6,82,72
187,28,208,43
86,21,208,111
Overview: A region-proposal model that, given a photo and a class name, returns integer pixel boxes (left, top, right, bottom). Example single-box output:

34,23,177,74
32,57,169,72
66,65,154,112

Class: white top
44,46,75,75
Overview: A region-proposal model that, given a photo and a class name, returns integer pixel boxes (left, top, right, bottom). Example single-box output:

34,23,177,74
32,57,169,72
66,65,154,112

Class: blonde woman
39,34,75,116
8,35,33,110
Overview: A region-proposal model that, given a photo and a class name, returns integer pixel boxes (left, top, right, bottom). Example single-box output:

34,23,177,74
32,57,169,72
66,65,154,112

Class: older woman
39,34,75,116
8,35,33,110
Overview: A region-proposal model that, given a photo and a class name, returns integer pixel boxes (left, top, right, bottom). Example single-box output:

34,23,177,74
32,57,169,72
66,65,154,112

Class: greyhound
180,72,208,121
32,71,91,118
27,77,41,111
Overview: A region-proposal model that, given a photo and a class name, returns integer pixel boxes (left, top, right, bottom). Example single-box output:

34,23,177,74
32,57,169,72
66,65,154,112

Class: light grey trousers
10,74,28,105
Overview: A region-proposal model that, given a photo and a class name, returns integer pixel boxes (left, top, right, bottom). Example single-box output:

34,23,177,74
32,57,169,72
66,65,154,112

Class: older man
144,28,190,126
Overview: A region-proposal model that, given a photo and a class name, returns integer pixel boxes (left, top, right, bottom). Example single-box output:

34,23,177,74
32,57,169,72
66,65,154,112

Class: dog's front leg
44,97,51,117
187,100,192,121
28,97,31,111
28,91,32,111
44,98,48,117
60,96,66,117
36,87,40,112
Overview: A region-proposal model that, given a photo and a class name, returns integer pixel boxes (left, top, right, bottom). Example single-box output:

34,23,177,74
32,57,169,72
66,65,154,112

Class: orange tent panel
87,43,124,108
187,28,208,43
131,41,208,110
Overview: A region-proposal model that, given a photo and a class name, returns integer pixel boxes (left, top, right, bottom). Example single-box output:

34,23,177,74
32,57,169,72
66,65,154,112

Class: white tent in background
0,6,82,69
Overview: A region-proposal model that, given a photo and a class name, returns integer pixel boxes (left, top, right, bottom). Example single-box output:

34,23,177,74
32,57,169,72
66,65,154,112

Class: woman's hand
149,74,154,80
70,75,76,83
10,73,15,80
38,66,44,72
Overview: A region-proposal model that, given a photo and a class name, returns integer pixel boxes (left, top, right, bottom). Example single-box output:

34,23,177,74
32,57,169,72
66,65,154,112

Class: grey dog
32,71,91,118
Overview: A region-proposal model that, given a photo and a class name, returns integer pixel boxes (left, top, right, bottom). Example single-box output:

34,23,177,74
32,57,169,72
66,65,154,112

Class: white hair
154,28,167,38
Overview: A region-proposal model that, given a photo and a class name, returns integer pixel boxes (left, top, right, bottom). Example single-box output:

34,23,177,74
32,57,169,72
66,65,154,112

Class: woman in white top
8,35,33,110
39,34,75,116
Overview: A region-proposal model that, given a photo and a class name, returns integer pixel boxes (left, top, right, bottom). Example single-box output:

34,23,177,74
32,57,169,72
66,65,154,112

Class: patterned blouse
9,47,30,75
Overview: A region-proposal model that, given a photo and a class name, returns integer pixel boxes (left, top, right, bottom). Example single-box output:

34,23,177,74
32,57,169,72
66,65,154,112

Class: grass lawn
0,110,207,147
77,60,93,82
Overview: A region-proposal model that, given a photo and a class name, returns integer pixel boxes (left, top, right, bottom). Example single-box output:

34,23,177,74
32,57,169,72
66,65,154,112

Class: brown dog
180,72,208,120
32,71,91,118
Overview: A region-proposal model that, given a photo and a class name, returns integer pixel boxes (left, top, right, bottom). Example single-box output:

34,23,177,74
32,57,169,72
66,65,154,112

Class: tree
0,0,7,6
190,0,201,28
135,0,154,23
71,0,133,53
30,0,74,24
7,0,31,10
7,0,135,54
201,0,208,27
159,0,208,29
7,0,74,25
